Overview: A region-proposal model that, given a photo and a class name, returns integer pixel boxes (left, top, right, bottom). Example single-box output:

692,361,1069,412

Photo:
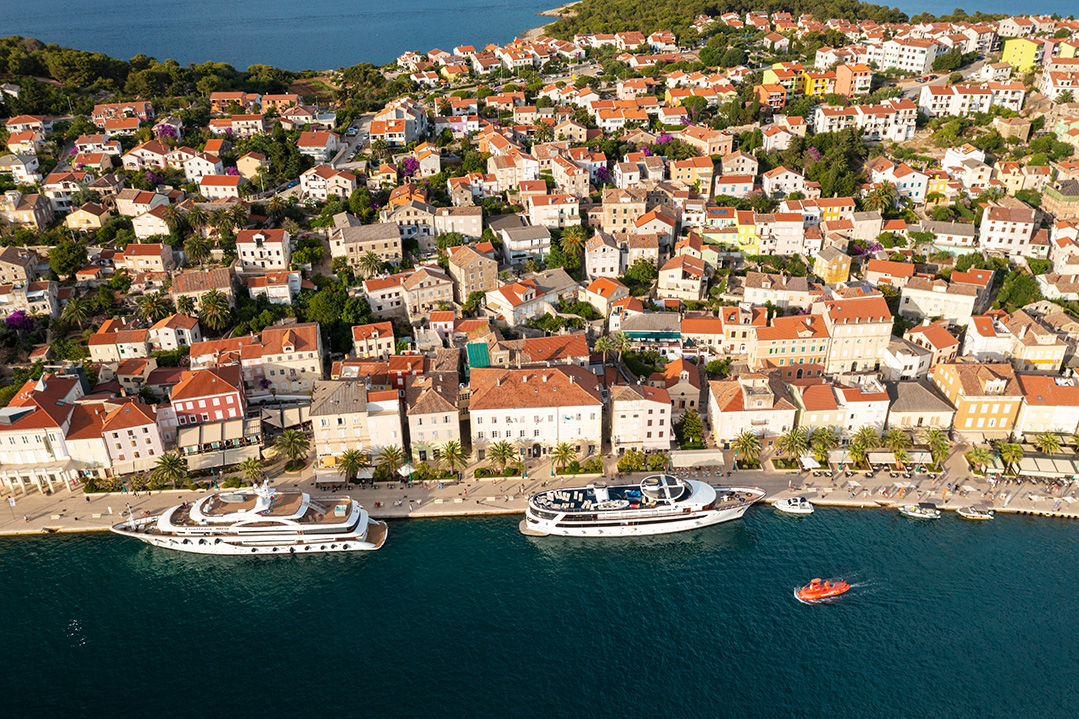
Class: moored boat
110,481,387,555
772,496,814,515
957,505,994,521
520,474,765,537
797,578,850,602
899,502,941,519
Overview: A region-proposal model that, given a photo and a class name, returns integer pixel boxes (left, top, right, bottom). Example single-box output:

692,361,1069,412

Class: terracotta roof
101,402,158,432
171,366,242,401
469,365,602,409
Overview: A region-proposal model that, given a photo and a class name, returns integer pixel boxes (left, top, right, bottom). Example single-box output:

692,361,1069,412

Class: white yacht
772,496,815,515
520,474,765,538
957,505,994,521
110,481,387,555
899,502,941,519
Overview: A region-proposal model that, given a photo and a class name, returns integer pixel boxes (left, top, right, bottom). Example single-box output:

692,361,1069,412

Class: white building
610,384,672,453
469,366,603,459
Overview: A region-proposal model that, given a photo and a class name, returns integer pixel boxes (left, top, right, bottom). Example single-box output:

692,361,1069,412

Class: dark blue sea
2,508,1078,718
6,0,1077,71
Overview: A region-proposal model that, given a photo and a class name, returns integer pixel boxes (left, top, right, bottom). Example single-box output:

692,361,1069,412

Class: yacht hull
521,503,751,538
110,520,388,555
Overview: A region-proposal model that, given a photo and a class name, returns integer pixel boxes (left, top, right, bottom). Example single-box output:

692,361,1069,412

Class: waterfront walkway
2,449,1078,537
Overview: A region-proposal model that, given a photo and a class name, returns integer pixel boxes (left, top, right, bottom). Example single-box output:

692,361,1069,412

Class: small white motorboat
899,502,941,519
957,505,994,521
772,496,814,515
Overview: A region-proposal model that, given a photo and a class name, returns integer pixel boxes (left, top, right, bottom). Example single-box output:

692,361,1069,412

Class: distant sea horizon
4,0,1078,71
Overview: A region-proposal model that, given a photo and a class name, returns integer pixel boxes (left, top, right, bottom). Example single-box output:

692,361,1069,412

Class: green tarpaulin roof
466,342,490,368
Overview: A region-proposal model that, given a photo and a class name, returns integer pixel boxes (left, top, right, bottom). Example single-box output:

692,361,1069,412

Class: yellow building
801,71,837,97
813,246,851,284
1001,38,1041,73
735,210,760,254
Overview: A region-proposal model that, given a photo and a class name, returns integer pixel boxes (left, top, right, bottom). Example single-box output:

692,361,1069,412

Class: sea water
2,508,1078,718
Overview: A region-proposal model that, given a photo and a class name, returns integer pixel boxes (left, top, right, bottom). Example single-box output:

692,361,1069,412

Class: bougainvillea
5,310,35,332
401,157,420,177
656,133,673,144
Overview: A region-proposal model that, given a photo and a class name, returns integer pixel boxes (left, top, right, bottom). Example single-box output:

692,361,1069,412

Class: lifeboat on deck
797,578,850,602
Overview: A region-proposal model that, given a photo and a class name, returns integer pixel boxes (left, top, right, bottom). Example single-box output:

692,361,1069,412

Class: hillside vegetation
547,0,908,40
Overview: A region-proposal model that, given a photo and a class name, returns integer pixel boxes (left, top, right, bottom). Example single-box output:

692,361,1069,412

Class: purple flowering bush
5,310,35,332
401,157,420,177
145,171,163,184
155,124,178,140
656,133,672,144
225,166,239,176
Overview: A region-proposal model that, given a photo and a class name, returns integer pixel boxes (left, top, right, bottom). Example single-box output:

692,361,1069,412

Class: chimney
542,374,549,383
496,377,501,386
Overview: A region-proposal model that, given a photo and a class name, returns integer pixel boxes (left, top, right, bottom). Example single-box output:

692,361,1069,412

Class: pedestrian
23,515,28,522
85,495,90,503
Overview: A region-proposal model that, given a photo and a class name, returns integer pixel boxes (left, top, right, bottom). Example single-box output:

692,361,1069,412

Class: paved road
6,441,1079,537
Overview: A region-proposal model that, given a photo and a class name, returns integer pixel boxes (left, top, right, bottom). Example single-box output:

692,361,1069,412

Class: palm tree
136,291,173,322
921,427,949,469
863,181,897,212
881,428,911,454
211,207,234,236
776,428,809,461
851,426,881,452
61,296,91,329
377,445,405,477
338,449,367,482
438,440,467,477
358,251,383,278
199,288,230,332
997,442,1023,474
965,446,994,474
239,457,263,483
230,203,249,231
732,431,761,467
810,426,838,464
487,440,515,475
162,204,187,236
551,442,577,472
848,426,880,470
371,137,388,159
594,335,614,364
186,204,208,235
274,429,310,464
176,295,196,315
151,451,188,489
609,331,631,363
1034,431,1062,456
560,225,587,257
267,196,286,222
184,235,211,266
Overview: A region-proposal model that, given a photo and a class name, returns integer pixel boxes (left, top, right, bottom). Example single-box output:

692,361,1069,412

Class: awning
223,419,244,441
799,456,820,469
827,450,852,464
671,450,725,468
261,405,310,429
201,422,223,444
908,451,933,464
868,452,896,464
177,425,201,447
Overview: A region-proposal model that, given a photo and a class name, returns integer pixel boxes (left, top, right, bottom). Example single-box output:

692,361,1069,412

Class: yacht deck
202,491,305,517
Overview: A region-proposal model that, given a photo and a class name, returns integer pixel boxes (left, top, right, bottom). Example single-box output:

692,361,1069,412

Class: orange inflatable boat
797,578,850,602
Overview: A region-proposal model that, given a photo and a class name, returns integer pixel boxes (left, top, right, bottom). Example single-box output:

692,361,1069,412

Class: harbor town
6,7,1079,538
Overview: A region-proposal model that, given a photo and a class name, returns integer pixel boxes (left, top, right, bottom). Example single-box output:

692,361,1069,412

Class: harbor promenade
2,448,1079,537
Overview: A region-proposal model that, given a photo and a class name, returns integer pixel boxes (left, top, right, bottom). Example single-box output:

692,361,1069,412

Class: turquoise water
6,0,1075,71
3,509,1078,717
